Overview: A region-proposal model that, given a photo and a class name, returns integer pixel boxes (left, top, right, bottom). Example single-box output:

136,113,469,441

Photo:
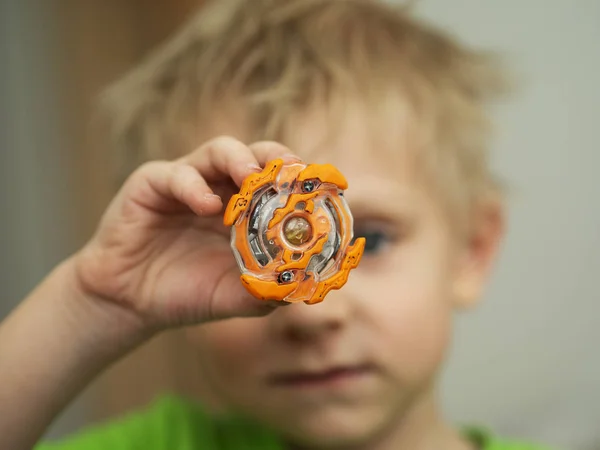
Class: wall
407,1,600,449
0,0,86,439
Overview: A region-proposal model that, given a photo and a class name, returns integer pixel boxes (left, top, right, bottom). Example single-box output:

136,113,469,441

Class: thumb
206,268,282,320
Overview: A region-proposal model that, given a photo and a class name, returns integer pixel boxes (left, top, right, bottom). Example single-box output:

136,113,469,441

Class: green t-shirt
36,396,551,450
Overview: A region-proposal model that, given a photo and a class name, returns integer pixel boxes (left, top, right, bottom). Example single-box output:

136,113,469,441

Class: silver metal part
248,187,277,265
279,271,294,283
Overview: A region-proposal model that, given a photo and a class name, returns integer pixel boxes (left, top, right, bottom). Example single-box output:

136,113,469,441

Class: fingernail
247,163,263,172
203,193,221,201
282,154,303,164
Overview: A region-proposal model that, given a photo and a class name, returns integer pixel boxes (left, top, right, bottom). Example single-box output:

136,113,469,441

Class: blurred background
1,1,598,449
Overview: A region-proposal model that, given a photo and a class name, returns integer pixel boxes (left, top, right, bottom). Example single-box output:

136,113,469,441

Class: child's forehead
281,95,420,184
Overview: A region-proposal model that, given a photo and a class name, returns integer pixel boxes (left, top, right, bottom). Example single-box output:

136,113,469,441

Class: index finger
181,136,301,187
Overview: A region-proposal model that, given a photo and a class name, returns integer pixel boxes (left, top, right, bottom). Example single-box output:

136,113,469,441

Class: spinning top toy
223,159,365,304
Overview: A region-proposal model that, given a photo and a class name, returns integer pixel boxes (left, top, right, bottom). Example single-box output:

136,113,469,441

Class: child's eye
353,229,392,256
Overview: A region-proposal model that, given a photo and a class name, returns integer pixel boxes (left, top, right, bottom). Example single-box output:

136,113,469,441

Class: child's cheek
352,240,454,385
375,293,452,384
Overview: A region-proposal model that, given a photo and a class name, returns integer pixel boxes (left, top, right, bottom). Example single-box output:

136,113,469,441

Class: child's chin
273,405,392,448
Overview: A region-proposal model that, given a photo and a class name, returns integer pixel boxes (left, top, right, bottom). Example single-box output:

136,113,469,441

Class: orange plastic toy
224,159,365,304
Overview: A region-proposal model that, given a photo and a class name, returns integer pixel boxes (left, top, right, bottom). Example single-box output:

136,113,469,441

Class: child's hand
0,137,299,450
74,137,300,330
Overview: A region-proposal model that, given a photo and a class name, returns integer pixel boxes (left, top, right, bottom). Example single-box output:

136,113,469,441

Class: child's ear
452,197,505,309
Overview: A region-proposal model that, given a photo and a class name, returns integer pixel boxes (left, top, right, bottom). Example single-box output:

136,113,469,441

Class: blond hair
102,0,509,221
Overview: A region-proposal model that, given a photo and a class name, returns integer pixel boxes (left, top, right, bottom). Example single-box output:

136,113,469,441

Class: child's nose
267,293,353,343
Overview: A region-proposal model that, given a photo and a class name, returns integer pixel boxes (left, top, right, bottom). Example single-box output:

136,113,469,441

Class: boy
0,0,549,449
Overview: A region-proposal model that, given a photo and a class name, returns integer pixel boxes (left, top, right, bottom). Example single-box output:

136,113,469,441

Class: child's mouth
267,364,375,389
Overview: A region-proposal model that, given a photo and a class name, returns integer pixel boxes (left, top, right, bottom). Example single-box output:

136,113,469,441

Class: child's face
186,99,496,446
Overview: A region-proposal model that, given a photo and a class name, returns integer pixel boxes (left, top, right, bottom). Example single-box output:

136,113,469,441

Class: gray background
1,1,599,449
412,1,600,449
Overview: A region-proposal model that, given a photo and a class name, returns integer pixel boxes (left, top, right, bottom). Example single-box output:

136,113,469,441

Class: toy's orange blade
225,159,363,303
